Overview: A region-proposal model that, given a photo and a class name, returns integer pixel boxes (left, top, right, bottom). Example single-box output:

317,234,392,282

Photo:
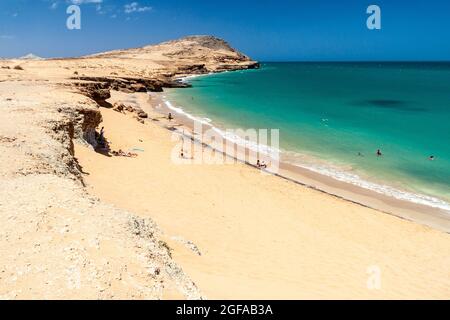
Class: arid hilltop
86,35,259,76
0,36,257,299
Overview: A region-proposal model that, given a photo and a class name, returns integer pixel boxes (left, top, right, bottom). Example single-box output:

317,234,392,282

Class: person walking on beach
168,113,173,121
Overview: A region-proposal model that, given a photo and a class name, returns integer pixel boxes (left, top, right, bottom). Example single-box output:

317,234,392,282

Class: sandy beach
74,90,450,299
1,35,449,299
155,89,450,233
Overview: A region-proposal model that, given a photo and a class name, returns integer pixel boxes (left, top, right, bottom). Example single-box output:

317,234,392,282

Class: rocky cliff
0,35,257,299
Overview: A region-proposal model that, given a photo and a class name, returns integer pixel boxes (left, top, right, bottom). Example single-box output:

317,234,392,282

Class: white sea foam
179,73,214,83
164,100,213,126
163,99,450,212
164,100,279,156
287,158,450,212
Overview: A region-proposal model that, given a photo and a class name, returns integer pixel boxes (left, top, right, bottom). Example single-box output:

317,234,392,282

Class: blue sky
0,0,449,61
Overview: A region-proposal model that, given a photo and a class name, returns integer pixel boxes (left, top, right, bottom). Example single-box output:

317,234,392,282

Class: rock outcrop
0,82,203,299
0,35,257,299
112,102,148,123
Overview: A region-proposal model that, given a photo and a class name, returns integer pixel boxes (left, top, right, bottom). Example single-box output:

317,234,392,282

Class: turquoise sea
166,62,450,211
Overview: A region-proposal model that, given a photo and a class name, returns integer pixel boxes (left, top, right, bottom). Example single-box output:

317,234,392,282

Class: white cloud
70,0,103,4
124,2,152,14
0,35,15,40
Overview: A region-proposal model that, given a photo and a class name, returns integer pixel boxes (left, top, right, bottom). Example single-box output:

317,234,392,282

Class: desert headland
0,36,449,299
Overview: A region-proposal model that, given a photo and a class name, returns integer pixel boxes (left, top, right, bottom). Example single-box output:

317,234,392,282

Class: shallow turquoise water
167,62,450,209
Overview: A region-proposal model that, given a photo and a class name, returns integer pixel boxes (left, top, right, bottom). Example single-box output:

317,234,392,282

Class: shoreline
149,91,450,233
4,35,449,299
174,69,450,212
74,92,450,298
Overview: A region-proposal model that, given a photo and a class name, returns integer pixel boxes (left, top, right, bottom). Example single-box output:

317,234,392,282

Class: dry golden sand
3,35,448,299
75,96,450,299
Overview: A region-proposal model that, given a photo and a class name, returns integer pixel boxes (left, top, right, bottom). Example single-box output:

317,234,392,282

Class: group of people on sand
111,149,138,158
96,127,138,158
256,160,268,169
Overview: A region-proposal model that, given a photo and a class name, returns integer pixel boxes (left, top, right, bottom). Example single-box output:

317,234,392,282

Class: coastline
74,90,450,298
0,35,259,299
173,67,450,212
150,90,450,233
2,35,449,299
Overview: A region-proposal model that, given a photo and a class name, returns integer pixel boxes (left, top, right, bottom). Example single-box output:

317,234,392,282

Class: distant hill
19,53,44,60
84,35,259,74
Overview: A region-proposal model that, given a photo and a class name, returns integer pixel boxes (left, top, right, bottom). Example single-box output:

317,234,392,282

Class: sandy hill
87,35,257,75
0,36,257,299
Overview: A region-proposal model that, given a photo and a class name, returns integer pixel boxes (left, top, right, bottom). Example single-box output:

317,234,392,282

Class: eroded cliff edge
0,36,257,299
